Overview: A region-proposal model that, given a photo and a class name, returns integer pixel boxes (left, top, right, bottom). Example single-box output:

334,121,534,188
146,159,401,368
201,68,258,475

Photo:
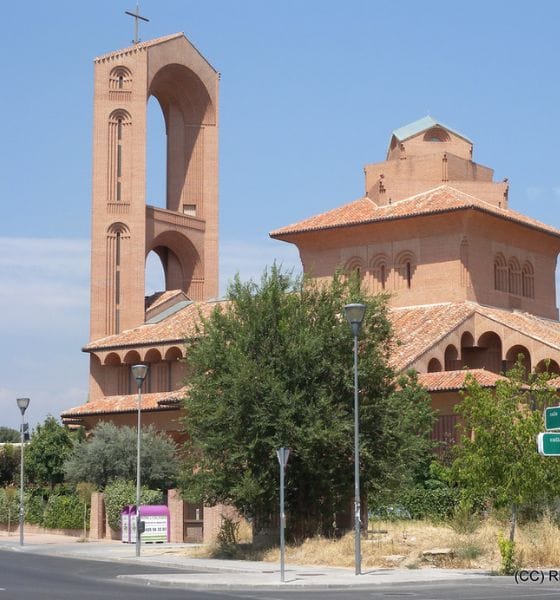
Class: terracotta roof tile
61,387,188,418
474,306,560,351
390,301,560,370
390,302,475,370
145,290,186,312
85,300,227,351
269,185,560,239
416,369,508,392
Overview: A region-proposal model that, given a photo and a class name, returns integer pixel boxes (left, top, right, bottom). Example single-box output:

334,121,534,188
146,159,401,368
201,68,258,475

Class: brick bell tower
89,33,219,341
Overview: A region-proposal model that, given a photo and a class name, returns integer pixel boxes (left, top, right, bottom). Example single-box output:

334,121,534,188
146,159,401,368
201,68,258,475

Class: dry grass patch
179,516,560,571
516,513,560,567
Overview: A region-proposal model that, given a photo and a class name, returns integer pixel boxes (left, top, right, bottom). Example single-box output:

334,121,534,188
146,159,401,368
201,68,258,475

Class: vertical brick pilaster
89,492,106,540
168,489,184,543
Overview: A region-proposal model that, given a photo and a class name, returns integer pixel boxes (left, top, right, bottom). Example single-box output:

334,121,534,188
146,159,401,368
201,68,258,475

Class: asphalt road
1,550,560,600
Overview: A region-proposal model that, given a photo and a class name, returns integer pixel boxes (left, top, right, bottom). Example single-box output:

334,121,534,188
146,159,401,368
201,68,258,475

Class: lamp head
343,303,366,337
16,397,30,415
131,364,149,388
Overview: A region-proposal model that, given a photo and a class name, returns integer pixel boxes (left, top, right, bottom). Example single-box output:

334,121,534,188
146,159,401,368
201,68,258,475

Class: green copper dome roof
391,116,472,143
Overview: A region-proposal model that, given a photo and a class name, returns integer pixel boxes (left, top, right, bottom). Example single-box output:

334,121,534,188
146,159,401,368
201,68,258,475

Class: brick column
168,489,184,543
89,492,106,540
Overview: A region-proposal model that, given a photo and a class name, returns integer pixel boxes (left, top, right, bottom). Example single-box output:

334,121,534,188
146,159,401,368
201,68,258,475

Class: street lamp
343,303,366,576
16,397,30,547
131,364,148,557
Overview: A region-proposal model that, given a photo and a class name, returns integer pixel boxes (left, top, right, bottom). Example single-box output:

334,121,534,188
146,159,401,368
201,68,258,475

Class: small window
370,254,388,292
406,262,412,288
395,251,416,290
183,204,197,216
522,261,534,298
423,127,450,142
494,253,507,292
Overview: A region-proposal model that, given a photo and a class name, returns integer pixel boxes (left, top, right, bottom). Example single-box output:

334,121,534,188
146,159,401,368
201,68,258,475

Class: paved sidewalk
0,531,497,590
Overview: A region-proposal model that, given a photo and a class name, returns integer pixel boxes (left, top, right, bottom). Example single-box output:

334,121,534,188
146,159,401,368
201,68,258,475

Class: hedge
399,486,461,520
104,480,163,531
42,493,84,530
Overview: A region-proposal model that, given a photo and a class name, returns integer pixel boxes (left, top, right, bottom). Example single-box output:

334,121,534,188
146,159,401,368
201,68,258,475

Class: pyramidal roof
269,185,560,239
391,116,472,144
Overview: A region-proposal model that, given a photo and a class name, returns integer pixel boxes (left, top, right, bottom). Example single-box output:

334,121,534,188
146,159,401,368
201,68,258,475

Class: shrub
64,423,179,490
25,488,49,525
0,487,19,529
397,486,460,520
103,480,162,531
42,493,83,529
498,534,518,575
216,515,241,557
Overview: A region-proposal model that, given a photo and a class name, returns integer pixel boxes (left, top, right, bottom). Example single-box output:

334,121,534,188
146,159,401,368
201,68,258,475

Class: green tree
0,444,19,486
452,366,560,542
64,422,179,490
181,267,434,537
26,416,73,489
0,427,20,443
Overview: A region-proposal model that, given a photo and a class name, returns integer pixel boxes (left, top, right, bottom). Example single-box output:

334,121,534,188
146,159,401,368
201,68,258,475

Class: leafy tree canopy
64,422,179,490
26,416,73,489
0,427,20,443
0,444,19,486
181,266,435,537
451,365,560,540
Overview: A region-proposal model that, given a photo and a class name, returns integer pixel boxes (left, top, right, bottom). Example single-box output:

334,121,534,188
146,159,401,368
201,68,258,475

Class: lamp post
343,303,366,576
131,364,148,558
16,397,30,547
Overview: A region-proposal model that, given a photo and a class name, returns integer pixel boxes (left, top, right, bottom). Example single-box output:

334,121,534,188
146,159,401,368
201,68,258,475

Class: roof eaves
473,307,560,352
270,202,560,240
60,405,180,418
82,337,189,353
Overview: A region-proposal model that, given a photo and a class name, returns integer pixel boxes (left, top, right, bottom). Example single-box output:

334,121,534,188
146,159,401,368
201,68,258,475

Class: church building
62,36,560,450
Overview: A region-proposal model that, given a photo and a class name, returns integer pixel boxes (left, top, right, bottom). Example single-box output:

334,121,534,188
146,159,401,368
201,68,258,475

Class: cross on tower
125,4,149,44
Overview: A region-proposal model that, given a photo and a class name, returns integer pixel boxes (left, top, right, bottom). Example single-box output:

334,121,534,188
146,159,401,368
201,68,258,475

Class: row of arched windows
493,253,534,298
346,252,416,291
426,334,560,379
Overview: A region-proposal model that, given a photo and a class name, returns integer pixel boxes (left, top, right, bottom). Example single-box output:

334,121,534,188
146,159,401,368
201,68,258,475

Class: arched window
508,258,522,296
505,345,531,379
423,127,450,142
106,223,130,335
522,261,534,298
494,253,507,292
460,237,470,287
109,66,132,90
344,257,363,281
427,358,442,372
395,251,416,290
444,345,460,371
370,254,388,292
107,110,132,204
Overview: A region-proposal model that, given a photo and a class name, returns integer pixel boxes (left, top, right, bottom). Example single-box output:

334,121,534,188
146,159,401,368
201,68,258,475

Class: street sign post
276,447,290,583
537,432,560,456
545,407,560,431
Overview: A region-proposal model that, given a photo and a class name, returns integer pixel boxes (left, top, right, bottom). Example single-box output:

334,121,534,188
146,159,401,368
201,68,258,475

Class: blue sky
2,0,560,429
